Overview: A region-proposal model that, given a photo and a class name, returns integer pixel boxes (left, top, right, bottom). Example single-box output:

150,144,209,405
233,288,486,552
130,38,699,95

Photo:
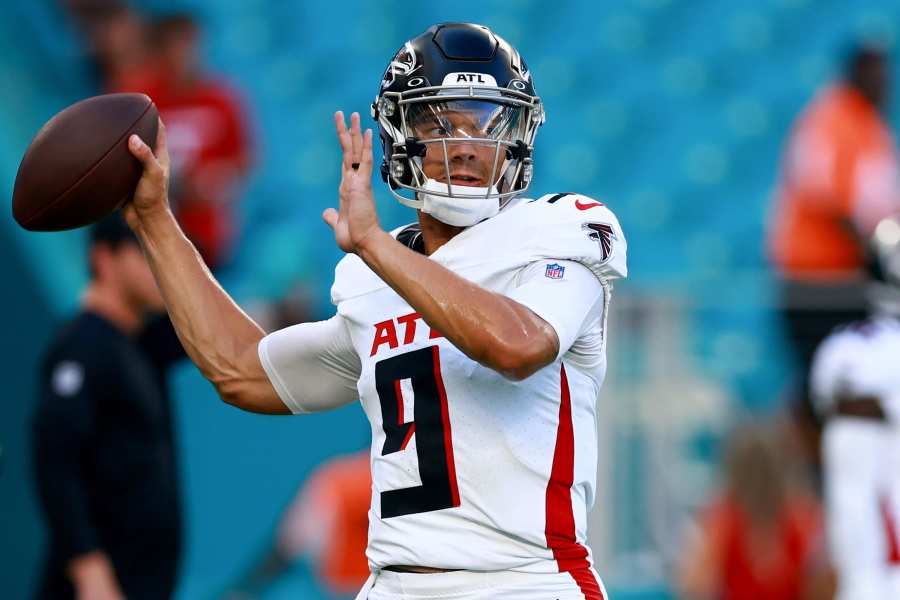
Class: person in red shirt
677,423,832,600
116,14,253,270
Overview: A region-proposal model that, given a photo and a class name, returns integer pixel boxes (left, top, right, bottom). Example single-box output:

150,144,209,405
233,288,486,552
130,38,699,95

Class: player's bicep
506,259,605,360
257,314,361,415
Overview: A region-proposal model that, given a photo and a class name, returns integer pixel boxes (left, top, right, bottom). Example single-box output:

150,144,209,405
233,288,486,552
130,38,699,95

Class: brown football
12,93,158,231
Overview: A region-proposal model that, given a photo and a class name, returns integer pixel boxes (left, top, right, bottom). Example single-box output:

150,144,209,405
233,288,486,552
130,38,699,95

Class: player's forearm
359,230,557,379
130,208,265,390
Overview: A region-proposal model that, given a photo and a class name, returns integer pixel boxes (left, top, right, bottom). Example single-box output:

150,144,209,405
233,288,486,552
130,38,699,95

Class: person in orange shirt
220,450,371,599
768,44,900,432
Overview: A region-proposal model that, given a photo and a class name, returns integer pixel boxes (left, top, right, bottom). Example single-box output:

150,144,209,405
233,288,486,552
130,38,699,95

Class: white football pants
354,567,607,600
823,418,900,600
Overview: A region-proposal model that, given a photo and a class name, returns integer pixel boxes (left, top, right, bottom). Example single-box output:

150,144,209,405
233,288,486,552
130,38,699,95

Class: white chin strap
419,178,500,227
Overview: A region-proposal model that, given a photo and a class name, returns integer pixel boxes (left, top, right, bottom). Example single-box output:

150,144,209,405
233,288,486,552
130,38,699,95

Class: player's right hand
124,117,171,229
323,111,386,255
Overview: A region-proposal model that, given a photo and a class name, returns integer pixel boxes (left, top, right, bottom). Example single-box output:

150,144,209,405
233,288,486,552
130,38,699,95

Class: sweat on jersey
257,194,627,582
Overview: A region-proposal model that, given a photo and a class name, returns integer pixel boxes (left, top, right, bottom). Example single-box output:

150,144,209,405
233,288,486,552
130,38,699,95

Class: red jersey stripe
433,345,460,508
399,423,416,451
570,568,605,600
394,379,404,425
545,364,605,599
880,494,900,565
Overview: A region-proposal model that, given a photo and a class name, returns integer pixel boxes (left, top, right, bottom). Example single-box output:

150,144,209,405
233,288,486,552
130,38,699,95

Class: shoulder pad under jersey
520,192,627,281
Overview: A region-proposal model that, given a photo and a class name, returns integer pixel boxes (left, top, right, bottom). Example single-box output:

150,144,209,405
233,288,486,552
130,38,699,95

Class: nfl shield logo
545,263,565,279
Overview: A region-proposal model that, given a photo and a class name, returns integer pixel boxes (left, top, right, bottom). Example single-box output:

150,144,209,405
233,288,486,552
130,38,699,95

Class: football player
810,214,900,600
125,23,626,600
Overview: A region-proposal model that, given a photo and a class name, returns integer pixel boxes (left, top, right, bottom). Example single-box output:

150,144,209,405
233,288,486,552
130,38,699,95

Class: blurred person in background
65,1,150,90
248,281,318,335
31,214,186,600
220,449,371,600
115,12,254,271
676,422,831,600
767,43,900,437
809,214,900,600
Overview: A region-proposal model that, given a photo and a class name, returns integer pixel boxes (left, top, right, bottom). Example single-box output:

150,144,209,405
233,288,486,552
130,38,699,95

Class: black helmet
867,214,900,314
371,23,544,212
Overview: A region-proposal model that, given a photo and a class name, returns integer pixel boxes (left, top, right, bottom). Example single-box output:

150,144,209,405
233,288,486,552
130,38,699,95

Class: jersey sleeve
531,193,628,282
32,354,103,561
506,259,607,361
258,315,361,415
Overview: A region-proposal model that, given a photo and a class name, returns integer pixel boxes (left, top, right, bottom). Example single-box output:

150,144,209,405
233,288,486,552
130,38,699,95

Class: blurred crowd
68,0,254,272
64,0,318,332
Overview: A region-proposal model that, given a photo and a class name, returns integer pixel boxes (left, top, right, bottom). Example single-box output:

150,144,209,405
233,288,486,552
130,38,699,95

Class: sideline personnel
32,214,185,600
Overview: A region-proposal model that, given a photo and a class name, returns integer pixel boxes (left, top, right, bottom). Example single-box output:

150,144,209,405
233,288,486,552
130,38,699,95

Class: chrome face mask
375,87,543,216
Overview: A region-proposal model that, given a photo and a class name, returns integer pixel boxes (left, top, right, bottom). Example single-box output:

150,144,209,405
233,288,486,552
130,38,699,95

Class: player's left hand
323,111,384,255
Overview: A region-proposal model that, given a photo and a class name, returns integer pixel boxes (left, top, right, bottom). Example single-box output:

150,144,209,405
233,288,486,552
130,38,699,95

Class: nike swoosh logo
574,199,604,210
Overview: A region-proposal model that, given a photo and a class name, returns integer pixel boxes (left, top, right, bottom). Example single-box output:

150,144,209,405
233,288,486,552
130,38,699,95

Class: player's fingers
128,134,163,179
358,129,374,182
350,112,363,167
322,207,339,229
334,111,353,170
154,119,171,171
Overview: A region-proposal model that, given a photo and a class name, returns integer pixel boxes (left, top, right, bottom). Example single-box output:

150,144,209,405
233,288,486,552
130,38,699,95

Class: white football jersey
260,193,627,578
810,317,900,424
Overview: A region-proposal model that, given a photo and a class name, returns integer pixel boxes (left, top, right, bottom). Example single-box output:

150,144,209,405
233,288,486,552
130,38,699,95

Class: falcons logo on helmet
582,222,617,263
381,42,419,89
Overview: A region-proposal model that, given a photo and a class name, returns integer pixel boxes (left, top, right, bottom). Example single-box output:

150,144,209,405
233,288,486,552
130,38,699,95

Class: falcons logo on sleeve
582,222,617,262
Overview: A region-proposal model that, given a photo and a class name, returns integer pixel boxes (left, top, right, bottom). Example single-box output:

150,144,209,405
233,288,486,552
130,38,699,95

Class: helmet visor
405,99,525,142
